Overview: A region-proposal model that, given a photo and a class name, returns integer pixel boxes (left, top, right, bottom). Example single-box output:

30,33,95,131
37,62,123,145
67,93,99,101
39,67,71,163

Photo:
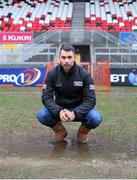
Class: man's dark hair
59,44,75,55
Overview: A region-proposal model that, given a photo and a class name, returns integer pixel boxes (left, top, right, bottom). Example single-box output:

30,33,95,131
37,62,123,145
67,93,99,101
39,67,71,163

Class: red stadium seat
1,0,137,32
85,0,137,32
0,0,73,32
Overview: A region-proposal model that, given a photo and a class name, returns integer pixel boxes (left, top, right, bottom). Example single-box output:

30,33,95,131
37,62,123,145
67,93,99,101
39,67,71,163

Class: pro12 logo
0,68,41,86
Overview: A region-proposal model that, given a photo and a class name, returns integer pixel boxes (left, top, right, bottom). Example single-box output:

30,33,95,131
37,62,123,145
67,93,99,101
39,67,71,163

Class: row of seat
85,0,137,31
0,0,73,32
1,0,137,32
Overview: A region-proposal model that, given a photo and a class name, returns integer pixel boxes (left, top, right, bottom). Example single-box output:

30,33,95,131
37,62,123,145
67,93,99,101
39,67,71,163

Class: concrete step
70,2,85,42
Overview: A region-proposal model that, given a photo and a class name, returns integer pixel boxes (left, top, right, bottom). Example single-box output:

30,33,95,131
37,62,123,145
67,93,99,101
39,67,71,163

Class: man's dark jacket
42,62,96,119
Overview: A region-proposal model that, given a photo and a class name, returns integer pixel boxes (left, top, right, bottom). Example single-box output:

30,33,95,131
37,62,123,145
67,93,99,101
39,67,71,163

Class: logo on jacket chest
73,81,83,86
55,82,63,87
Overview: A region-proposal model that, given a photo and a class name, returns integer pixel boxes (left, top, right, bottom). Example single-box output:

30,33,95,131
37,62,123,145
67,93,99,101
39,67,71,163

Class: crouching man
36,44,102,143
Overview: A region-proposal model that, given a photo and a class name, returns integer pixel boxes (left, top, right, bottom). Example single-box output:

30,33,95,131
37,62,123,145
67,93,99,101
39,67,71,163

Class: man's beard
63,64,71,72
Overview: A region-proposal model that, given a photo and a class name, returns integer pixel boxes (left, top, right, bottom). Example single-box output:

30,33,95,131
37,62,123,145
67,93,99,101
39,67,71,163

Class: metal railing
0,27,133,66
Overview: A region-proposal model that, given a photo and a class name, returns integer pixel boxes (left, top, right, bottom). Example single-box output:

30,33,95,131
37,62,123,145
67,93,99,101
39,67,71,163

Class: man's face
59,50,75,73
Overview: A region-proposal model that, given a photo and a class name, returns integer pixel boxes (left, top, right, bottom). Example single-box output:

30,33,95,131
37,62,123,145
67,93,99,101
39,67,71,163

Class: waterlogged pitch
0,87,137,179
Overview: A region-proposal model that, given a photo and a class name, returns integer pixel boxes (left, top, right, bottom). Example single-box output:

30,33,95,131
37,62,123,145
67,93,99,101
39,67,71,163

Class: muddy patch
0,130,137,178
0,130,137,161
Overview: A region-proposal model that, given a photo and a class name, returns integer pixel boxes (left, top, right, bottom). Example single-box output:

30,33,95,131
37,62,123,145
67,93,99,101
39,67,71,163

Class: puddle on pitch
0,132,137,162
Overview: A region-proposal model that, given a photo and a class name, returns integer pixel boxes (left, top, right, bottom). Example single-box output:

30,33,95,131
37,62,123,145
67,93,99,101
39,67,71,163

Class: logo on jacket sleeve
89,84,95,90
73,81,83,86
43,84,47,89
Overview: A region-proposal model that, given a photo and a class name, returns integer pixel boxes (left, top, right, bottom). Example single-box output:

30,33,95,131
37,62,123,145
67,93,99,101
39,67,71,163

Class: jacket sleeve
73,73,96,119
42,70,63,117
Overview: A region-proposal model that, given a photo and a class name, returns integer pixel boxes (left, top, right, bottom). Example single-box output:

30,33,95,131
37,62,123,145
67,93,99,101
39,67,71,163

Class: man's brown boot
77,124,91,143
52,122,67,142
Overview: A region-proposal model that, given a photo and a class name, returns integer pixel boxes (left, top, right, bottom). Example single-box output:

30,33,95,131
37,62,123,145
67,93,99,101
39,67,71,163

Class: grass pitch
0,86,137,139
0,86,137,178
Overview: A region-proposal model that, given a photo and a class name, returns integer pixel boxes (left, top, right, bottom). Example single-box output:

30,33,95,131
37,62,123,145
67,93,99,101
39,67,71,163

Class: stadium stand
1,0,137,32
1,0,137,91
85,0,137,32
0,0,73,32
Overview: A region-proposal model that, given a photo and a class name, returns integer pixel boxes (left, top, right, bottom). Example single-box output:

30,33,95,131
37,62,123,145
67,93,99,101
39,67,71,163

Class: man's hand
59,109,75,122
59,109,69,122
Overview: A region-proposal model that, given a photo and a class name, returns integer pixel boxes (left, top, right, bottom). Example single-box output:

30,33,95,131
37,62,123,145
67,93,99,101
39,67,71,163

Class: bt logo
128,69,137,86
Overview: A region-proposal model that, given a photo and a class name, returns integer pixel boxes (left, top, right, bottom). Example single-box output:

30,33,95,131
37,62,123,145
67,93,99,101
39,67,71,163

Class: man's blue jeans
36,107,102,129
